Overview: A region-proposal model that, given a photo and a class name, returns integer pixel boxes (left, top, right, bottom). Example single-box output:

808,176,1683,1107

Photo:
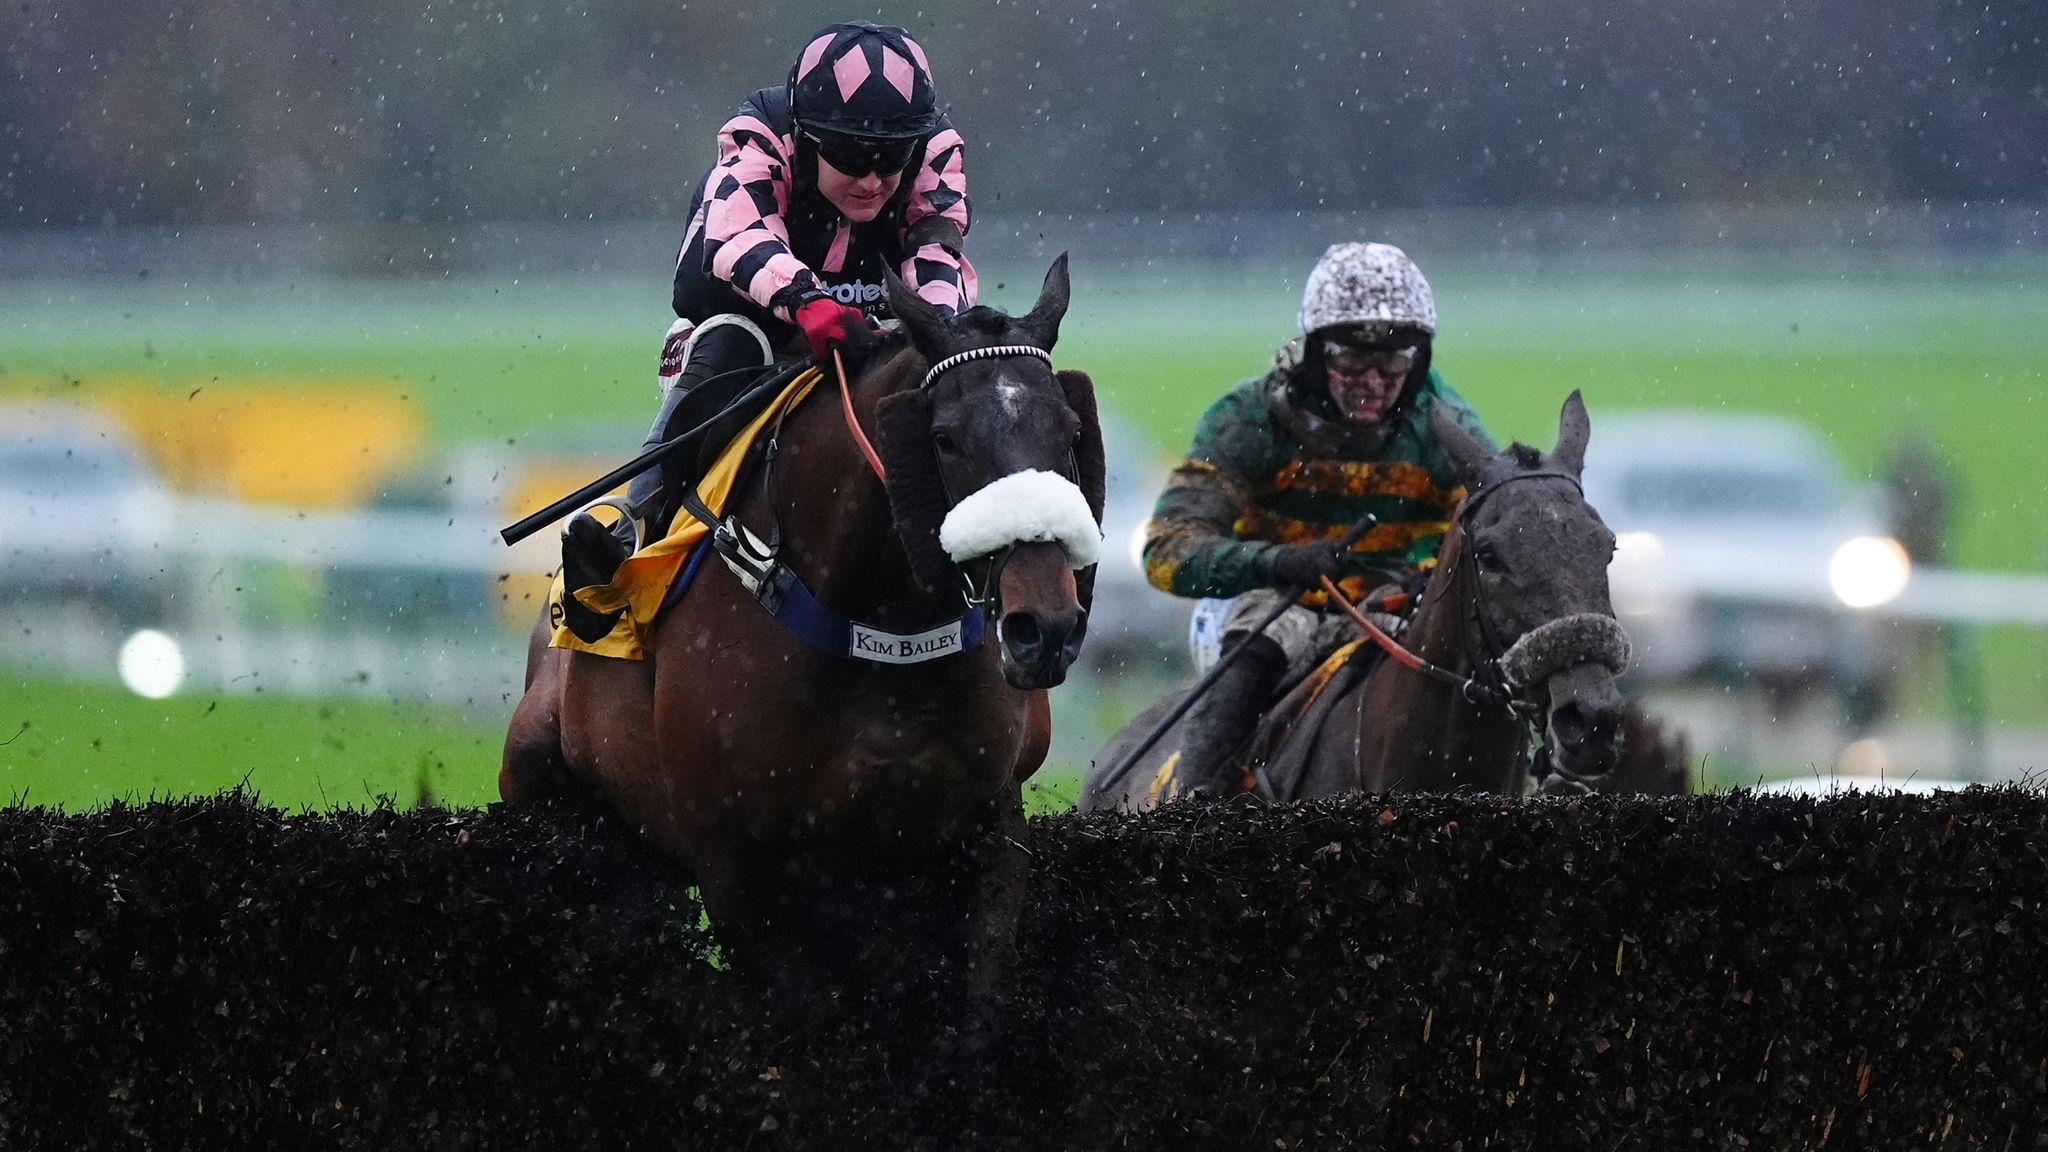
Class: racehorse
503,257,1105,990
1081,392,1632,810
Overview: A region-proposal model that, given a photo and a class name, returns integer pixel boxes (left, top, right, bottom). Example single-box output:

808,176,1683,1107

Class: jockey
1141,242,1499,796
563,20,976,581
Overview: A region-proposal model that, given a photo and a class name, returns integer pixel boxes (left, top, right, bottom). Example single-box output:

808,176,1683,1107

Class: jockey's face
816,154,905,223
1322,339,1415,424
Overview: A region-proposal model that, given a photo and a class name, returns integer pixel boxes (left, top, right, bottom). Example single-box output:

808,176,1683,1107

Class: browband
920,344,1053,389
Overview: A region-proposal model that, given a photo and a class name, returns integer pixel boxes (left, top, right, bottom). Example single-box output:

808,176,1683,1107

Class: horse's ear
1431,400,1494,485
1018,253,1071,350
874,389,959,591
885,269,951,361
1552,389,1590,478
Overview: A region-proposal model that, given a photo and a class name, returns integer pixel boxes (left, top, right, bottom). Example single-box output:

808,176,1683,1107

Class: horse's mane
946,304,1017,340
1505,442,1544,469
856,303,1026,379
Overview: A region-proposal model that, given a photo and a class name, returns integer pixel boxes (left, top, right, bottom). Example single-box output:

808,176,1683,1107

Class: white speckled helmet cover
1298,242,1437,339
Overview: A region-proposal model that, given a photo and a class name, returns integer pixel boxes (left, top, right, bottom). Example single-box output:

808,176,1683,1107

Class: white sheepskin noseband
938,469,1102,569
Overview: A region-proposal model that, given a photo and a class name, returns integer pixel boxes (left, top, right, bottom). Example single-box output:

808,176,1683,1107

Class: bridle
1320,467,1626,785
834,342,1074,611
1448,469,1587,711
1327,468,1618,719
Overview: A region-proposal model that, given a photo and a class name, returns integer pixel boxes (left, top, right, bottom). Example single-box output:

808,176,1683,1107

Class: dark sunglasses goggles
803,129,919,178
1321,338,1418,376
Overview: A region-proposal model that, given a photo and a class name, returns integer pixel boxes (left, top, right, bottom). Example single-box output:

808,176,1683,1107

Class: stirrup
563,495,645,554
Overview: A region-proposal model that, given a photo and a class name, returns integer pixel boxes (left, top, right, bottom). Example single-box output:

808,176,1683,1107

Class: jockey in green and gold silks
1140,241,1499,797
1143,363,1492,606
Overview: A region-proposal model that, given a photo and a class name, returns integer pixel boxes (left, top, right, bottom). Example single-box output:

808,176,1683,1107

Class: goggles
804,129,919,178
1322,339,1417,377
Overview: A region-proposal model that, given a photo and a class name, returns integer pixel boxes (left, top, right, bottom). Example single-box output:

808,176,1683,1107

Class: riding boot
555,510,632,643
561,324,768,584
1176,632,1289,798
627,324,770,537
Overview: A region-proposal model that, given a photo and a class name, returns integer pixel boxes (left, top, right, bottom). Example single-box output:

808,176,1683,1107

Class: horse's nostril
1001,612,1044,653
1551,702,1588,745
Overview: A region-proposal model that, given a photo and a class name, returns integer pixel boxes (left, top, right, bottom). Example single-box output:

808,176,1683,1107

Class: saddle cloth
546,367,821,660
1143,637,1385,807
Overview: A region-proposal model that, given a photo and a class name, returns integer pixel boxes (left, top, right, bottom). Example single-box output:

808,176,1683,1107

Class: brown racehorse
503,258,1104,989
1082,392,1633,809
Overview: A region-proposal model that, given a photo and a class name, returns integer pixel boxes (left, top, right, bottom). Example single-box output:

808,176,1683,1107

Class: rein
832,342,1059,483
1317,469,1601,718
1319,575,1540,716
834,348,889,482
836,340,1070,609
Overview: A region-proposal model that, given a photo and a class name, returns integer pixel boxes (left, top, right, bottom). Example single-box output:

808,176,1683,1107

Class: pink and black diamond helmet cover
787,21,939,140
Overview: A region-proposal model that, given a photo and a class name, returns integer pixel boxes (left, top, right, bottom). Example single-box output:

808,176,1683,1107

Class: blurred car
1584,409,1904,717
0,405,175,622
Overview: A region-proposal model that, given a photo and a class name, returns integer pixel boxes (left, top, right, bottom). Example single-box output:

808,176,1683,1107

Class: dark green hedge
3,790,2043,1150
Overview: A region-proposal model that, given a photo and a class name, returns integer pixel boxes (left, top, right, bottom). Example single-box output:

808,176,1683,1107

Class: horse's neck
766,348,953,626
1366,524,1525,786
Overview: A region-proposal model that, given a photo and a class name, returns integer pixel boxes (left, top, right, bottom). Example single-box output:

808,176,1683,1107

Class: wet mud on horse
1083,392,1633,810
504,257,1105,990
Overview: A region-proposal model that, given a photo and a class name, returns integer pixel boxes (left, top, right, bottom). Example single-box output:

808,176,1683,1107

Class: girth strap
703,503,985,666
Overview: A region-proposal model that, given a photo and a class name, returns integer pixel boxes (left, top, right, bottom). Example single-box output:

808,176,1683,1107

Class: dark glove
1267,541,1344,589
794,297,868,361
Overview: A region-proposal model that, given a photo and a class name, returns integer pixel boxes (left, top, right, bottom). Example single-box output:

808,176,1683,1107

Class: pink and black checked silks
668,85,977,335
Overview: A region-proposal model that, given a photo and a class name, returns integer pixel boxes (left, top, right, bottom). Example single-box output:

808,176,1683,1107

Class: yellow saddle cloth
547,367,821,660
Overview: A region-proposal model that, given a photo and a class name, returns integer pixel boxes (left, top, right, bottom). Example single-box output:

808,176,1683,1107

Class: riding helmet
1299,242,1437,346
1285,242,1439,427
787,21,940,140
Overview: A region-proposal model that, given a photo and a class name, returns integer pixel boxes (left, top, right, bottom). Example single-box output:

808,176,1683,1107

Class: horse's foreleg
968,802,1029,1003
502,612,573,804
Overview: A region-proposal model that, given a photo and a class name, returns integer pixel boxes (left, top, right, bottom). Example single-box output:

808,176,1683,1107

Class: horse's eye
1474,543,1504,570
931,428,959,455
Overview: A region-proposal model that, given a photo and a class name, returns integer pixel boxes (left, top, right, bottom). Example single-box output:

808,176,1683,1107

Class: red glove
794,297,867,362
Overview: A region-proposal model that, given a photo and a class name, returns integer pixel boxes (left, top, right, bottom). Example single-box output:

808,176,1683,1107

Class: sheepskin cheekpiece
938,469,1102,569
1499,613,1632,688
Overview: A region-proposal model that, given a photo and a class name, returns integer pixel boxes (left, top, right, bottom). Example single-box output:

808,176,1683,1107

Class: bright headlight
1829,536,1911,609
118,629,187,699
1607,531,1668,617
1614,531,1664,562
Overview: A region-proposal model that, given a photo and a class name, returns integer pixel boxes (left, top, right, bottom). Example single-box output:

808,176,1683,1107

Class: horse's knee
501,689,569,805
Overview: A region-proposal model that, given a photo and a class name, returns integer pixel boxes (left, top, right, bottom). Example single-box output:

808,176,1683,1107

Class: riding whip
498,359,813,546
1094,512,1380,799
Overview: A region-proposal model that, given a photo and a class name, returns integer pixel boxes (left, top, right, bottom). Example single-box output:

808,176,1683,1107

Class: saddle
548,363,825,660
1237,638,1386,801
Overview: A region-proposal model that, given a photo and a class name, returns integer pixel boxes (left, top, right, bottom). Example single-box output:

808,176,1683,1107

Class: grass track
4,262,2044,807
1,677,502,812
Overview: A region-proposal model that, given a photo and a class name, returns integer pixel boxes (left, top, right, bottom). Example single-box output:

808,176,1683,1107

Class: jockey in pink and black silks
563,21,976,581
669,21,976,347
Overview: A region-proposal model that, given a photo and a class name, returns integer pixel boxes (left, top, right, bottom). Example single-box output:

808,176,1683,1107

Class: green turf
3,262,2044,806
0,675,503,812
0,668,1090,816
7,268,2040,571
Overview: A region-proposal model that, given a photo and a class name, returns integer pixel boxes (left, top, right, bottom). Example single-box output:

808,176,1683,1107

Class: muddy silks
547,369,823,660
